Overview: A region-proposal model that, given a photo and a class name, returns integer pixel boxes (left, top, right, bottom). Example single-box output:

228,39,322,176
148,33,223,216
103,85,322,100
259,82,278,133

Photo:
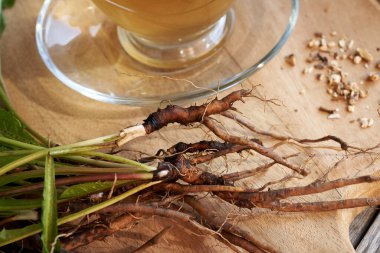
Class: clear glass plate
36,0,298,106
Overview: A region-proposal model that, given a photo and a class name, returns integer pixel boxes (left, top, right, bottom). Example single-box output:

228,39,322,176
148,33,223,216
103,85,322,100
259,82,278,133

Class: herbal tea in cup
92,0,235,69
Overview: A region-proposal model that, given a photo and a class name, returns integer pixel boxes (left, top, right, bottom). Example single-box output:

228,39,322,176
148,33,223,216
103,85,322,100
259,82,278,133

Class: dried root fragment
356,48,373,62
358,117,374,128
284,54,296,67
367,73,379,82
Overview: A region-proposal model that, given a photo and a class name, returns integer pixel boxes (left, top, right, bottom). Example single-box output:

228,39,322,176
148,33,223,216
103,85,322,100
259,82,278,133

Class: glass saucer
36,0,298,106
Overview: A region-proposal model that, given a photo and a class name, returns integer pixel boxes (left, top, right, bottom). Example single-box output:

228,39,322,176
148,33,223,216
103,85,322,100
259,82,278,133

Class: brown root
219,175,380,208
184,196,278,253
258,196,380,212
62,203,194,251
131,226,172,253
222,154,299,182
154,154,225,185
221,231,267,253
143,90,251,134
221,111,356,151
62,225,113,251
166,139,262,155
202,117,308,176
158,183,247,193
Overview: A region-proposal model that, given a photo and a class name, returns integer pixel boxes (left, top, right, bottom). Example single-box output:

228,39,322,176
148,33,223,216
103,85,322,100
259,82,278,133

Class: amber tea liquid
92,0,235,68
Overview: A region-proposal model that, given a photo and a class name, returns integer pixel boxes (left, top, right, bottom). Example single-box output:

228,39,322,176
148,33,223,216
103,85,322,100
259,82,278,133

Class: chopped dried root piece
285,54,296,66
353,55,362,64
358,117,374,128
367,73,379,82
357,48,373,62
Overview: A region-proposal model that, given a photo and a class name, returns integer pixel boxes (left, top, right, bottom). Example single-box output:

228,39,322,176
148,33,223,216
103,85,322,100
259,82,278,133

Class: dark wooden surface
350,207,380,252
355,210,380,253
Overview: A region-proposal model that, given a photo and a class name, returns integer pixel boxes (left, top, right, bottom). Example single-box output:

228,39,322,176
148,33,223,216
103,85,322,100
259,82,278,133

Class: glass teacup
92,0,235,69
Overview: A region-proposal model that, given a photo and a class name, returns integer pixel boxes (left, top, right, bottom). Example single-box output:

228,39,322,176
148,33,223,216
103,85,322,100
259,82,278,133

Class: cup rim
35,0,299,106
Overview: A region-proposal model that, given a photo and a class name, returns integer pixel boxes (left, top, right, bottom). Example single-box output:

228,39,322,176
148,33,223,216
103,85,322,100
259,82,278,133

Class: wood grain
349,207,379,247
356,213,380,253
1,0,380,252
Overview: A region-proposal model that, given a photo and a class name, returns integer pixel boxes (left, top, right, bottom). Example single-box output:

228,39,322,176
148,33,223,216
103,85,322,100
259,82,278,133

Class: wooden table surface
1,0,380,252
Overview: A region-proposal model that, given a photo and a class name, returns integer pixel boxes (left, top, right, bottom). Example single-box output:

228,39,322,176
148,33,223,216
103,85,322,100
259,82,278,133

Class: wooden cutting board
1,0,380,252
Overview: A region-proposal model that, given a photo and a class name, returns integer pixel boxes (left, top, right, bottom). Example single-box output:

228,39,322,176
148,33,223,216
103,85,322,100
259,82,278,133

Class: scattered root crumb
300,32,379,125
367,73,379,82
358,117,374,128
285,54,296,67
356,48,373,62
347,105,355,113
327,112,341,119
353,55,362,64
319,107,341,119
302,67,314,74
319,106,339,114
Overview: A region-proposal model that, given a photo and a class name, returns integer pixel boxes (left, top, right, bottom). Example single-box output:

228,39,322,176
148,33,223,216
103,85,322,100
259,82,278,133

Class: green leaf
0,155,20,167
0,108,39,146
0,209,38,220
0,198,41,211
0,149,38,166
41,155,58,253
59,181,128,199
0,149,48,176
2,0,16,9
0,15,4,38
0,0,13,37
0,223,42,247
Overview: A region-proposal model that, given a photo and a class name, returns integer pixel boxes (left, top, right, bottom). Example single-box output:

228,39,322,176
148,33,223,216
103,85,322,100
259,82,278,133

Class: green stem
0,167,150,186
61,156,144,168
58,133,120,149
0,199,42,211
49,145,105,156
80,151,156,172
0,78,12,113
0,149,36,157
0,150,48,176
41,155,58,253
0,173,154,197
0,136,44,150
